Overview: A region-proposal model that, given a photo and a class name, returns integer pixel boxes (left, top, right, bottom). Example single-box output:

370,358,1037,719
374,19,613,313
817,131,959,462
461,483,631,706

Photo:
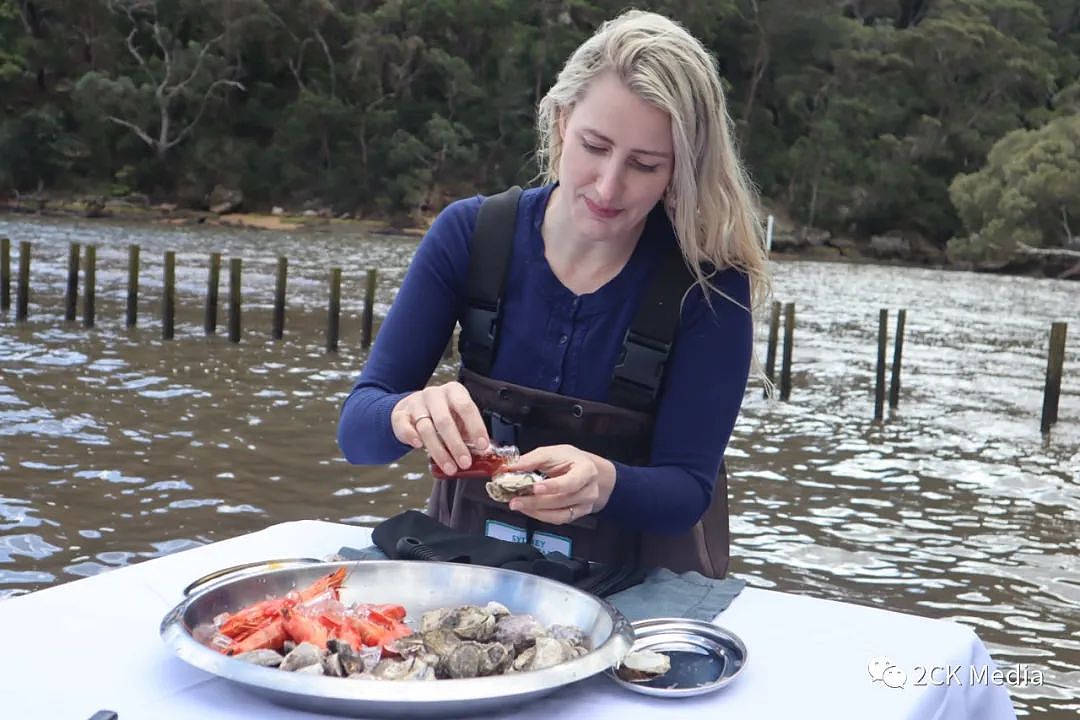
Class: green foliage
0,106,86,189
0,0,1076,248
948,115,1080,263
765,0,1062,238
0,2,29,84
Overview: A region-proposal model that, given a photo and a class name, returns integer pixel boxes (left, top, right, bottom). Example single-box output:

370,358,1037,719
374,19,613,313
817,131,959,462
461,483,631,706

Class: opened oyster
615,649,671,682
486,471,544,503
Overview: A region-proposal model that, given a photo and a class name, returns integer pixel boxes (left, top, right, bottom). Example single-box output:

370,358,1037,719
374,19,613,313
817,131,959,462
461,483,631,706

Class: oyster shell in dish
615,649,671,682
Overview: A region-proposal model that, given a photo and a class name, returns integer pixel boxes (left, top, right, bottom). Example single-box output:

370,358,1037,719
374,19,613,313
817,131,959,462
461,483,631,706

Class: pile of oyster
234,601,590,681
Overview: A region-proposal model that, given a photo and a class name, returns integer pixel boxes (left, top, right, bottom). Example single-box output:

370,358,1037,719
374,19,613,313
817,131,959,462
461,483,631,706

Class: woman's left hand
506,445,616,525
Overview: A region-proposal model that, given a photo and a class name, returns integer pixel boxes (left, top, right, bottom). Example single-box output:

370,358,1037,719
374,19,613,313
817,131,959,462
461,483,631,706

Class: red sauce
429,446,514,479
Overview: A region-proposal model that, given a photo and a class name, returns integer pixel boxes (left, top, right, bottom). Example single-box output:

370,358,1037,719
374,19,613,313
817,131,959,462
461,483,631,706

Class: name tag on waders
484,520,573,557
484,520,527,544
530,531,572,557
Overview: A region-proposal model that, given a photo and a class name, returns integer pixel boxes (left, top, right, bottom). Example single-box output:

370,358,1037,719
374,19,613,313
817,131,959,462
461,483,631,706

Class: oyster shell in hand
615,649,671,682
486,471,544,503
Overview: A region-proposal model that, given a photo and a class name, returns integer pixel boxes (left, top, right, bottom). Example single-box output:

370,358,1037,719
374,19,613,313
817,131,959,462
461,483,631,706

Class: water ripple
1,219,1077,715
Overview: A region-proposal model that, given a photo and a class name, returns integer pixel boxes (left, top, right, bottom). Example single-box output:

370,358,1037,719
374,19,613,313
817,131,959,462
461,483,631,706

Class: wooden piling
65,243,80,322
163,251,176,340
83,245,96,328
1040,322,1067,433
780,302,795,401
327,267,341,353
764,300,781,398
228,258,241,343
126,244,140,328
888,309,906,410
0,237,9,312
205,252,221,335
875,309,888,421
273,256,287,340
361,269,377,349
16,241,30,321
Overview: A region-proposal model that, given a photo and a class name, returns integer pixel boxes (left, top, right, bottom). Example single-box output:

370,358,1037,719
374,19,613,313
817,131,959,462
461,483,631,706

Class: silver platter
606,617,748,697
160,560,634,718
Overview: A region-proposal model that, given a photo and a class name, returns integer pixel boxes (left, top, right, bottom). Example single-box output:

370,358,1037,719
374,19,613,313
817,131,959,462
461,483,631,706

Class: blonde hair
535,10,771,313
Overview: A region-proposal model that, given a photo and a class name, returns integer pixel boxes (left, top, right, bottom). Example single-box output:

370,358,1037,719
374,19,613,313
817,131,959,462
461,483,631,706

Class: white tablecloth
0,521,1017,720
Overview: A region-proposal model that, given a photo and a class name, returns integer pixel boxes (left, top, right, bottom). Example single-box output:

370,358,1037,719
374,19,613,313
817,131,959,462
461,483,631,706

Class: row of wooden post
762,300,906,416
758,299,1068,431
1,237,1072,430
0,238,381,352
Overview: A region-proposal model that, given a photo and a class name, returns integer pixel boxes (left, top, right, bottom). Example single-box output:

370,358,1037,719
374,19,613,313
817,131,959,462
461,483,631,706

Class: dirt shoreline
2,196,1076,280
0,197,427,237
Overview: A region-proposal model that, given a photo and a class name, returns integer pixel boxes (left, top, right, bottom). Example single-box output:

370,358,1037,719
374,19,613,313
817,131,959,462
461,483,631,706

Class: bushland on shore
2,1,1078,277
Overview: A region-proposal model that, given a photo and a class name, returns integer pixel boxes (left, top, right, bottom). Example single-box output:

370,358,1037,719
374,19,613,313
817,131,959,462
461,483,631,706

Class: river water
1,214,1077,716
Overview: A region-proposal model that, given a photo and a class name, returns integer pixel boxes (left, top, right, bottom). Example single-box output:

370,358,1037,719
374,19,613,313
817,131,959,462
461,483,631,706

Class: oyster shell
482,642,514,675
419,628,462,657
615,649,671,682
322,652,346,677
325,639,382,676
511,636,572,672
420,605,498,642
233,648,284,667
486,471,544,502
372,656,437,681
443,641,485,678
386,633,429,658
280,641,323,672
494,614,546,652
484,600,511,617
548,624,586,647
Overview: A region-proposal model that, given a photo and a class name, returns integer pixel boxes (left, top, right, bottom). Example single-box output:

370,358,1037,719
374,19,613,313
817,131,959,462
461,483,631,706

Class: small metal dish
606,617,748,697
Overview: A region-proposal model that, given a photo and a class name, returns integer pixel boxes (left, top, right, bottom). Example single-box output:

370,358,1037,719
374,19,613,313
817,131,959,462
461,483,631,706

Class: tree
0,105,77,189
72,0,244,161
1,0,1078,232
0,2,28,87
948,115,1080,264
765,0,1060,240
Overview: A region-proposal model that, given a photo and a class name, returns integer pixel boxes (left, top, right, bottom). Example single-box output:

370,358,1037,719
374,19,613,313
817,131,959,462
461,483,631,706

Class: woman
338,10,769,578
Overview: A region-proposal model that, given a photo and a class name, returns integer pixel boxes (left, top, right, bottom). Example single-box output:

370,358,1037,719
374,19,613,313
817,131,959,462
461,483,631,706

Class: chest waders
425,187,731,577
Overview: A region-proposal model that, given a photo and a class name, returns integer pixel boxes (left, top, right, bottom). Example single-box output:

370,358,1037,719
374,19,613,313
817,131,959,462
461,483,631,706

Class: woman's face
556,71,674,244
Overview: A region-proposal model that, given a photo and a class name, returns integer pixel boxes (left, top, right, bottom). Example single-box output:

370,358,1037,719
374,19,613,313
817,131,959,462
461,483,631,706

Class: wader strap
609,238,693,412
460,189,692,414
458,186,523,375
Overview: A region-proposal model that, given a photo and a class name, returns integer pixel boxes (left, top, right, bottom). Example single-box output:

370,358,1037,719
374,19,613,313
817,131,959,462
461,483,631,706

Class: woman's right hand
391,382,490,476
